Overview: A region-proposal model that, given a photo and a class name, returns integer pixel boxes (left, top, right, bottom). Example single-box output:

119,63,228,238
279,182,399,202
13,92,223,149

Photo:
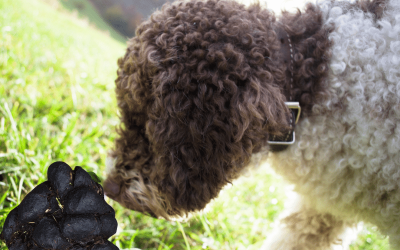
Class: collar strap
275,26,294,101
269,26,301,152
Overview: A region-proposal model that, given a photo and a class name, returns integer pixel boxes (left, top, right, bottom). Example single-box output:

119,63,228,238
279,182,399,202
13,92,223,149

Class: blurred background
0,0,390,249
56,0,314,39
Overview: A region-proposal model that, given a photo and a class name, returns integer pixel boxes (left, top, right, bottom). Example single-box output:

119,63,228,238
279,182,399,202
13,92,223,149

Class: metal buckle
285,102,301,124
267,102,301,145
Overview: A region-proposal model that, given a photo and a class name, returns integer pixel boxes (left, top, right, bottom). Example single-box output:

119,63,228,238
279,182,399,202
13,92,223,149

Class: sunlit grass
57,0,126,43
0,0,390,249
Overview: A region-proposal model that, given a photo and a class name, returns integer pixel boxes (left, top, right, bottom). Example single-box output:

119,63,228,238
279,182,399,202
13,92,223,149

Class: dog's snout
103,178,120,196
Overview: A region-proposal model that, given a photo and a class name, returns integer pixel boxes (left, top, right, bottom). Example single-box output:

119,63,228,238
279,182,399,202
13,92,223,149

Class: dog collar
268,26,301,152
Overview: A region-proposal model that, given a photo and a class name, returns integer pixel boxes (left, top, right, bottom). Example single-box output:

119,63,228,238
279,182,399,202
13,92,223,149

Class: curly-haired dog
103,0,400,248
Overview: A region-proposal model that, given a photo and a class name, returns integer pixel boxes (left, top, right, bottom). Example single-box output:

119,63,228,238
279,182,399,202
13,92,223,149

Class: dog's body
267,1,400,248
104,0,400,248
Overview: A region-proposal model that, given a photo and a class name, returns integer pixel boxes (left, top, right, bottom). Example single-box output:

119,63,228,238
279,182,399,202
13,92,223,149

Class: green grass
57,0,127,43
0,0,391,249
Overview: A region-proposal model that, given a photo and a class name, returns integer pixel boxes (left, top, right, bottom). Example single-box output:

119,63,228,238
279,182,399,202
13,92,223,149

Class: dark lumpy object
92,241,120,250
0,161,119,250
60,214,101,242
64,187,114,215
32,217,71,249
47,161,74,200
2,207,20,243
18,181,53,224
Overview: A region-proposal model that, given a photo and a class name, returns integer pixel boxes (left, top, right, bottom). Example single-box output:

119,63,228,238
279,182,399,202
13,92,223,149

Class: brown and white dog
103,0,400,248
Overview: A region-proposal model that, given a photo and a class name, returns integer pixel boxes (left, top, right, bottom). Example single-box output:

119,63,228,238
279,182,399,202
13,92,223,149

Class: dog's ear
144,62,290,214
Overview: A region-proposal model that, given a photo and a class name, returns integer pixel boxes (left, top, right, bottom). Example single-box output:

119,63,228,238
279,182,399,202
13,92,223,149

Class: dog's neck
276,24,296,103
267,24,300,152
272,10,336,114
269,17,335,151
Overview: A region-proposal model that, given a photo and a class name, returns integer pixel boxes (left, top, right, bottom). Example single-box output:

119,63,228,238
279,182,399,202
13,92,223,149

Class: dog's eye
280,38,285,44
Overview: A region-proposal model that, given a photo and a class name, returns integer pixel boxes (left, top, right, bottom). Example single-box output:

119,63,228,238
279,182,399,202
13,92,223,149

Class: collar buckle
285,102,301,124
268,102,301,145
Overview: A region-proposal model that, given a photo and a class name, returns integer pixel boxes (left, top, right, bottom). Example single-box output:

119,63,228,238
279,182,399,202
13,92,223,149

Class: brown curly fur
103,0,385,219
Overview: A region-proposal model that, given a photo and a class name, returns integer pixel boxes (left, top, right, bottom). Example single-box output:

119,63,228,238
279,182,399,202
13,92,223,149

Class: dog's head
103,0,331,219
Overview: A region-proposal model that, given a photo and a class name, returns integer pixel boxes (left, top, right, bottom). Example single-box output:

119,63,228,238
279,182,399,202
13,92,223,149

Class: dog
103,0,400,248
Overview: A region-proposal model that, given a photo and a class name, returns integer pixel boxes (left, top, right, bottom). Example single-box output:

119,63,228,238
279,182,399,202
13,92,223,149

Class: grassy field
57,0,127,43
0,0,391,249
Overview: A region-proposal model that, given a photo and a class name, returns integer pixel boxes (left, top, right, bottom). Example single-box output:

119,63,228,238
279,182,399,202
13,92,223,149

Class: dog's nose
103,178,120,197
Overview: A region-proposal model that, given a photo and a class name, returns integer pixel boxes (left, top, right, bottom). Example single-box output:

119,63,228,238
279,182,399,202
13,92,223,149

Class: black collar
269,26,301,152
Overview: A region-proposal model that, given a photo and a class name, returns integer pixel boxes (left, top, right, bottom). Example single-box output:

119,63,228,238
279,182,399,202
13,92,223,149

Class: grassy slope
0,0,390,249
58,0,127,43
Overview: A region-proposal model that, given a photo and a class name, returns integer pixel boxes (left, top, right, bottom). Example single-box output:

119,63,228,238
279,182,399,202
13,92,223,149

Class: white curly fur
264,0,400,249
